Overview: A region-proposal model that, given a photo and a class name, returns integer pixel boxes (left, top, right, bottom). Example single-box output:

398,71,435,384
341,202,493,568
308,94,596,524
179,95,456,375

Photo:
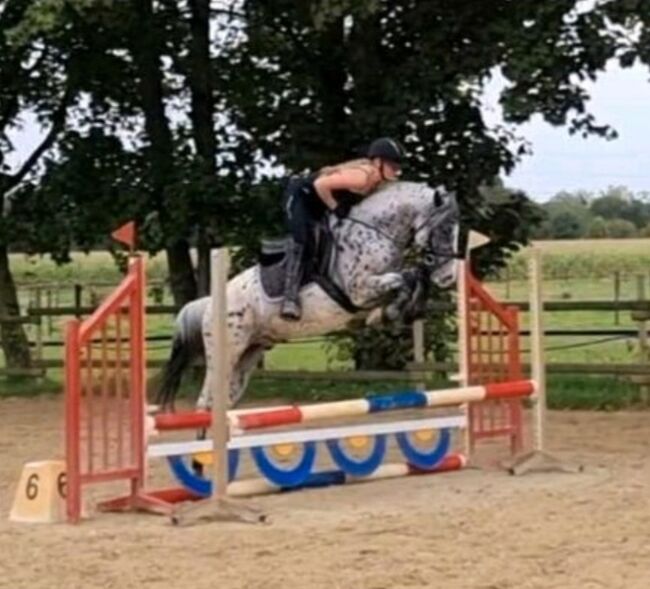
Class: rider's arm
313,168,371,210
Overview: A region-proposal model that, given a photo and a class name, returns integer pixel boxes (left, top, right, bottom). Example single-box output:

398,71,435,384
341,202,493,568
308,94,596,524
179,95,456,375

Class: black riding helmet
367,137,405,165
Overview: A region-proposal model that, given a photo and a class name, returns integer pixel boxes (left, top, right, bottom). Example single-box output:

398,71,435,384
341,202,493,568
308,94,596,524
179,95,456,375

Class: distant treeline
533,186,650,239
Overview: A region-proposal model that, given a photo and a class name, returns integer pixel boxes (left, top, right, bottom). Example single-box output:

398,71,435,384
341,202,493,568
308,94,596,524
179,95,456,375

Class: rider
281,137,405,320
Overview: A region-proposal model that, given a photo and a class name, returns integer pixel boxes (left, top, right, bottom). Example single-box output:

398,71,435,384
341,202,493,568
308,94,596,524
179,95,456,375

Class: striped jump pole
152,380,535,434
229,379,534,431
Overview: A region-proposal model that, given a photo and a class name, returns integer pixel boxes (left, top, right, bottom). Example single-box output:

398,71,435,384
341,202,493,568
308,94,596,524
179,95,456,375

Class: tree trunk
196,227,211,297
0,244,31,369
166,239,197,307
315,18,348,164
131,0,197,305
349,12,384,133
188,0,216,171
188,0,217,297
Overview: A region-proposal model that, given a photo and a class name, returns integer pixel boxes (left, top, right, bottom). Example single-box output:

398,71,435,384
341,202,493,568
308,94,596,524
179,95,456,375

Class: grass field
2,239,650,408
506,238,650,280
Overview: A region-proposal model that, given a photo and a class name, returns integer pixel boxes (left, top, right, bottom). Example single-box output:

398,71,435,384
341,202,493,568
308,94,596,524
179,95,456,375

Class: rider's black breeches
285,193,312,246
284,180,320,247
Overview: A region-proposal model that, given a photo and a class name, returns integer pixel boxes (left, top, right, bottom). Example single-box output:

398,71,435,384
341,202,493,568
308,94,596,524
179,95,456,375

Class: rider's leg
281,191,310,320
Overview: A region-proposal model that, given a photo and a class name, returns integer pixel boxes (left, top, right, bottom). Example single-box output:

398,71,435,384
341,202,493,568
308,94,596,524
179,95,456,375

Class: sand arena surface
1,396,650,589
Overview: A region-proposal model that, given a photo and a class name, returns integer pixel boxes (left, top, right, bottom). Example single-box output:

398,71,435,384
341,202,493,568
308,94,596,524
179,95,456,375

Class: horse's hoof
384,305,400,322
366,307,383,326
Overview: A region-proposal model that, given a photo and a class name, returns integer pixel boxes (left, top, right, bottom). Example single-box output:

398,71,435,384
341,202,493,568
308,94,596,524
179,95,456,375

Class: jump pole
170,249,265,525
152,380,535,433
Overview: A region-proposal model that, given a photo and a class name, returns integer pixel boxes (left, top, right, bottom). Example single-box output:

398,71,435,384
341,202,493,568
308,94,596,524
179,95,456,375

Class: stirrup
281,299,302,321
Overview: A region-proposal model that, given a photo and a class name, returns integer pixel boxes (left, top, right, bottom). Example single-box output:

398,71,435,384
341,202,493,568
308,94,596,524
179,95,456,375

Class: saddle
258,220,360,313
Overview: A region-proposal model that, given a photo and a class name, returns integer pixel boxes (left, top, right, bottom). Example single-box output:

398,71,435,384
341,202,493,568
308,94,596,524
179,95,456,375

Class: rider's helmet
367,138,405,165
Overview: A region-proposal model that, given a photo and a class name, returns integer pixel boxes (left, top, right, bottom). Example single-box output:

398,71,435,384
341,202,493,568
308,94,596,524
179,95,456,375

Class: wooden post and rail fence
2,282,650,386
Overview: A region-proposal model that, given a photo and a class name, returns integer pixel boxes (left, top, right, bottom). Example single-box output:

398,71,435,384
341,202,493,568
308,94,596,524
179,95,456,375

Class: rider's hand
333,202,351,219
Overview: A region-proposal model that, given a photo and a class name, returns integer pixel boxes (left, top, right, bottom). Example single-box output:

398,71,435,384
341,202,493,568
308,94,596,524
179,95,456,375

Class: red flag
111,221,135,250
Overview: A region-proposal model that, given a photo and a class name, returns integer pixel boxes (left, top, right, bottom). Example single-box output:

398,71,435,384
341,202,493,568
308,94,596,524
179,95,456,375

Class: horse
156,180,460,410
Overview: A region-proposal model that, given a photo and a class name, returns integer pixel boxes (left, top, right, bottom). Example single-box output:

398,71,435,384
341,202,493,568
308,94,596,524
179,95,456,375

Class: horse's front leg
385,265,430,323
350,271,409,327
350,271,406,306
361,267,425,325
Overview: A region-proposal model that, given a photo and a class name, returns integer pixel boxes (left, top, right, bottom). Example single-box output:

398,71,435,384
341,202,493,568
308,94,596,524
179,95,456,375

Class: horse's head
413,187,460,290
337,180,460,292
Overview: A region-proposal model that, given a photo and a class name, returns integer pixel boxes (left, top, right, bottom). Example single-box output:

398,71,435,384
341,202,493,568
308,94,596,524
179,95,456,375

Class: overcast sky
486,61,650,201
7,60,650,204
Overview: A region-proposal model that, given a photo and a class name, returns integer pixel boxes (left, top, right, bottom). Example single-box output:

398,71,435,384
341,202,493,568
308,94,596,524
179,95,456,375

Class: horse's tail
155,334,194,410
155,298,207,410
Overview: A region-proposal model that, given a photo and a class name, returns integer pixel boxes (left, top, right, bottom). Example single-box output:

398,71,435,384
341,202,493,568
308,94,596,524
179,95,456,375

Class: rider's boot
281,241,305,321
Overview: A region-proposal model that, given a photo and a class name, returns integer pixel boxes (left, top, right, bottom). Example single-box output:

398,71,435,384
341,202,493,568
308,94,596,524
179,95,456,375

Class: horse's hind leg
196,311,255,410
192,337,267,478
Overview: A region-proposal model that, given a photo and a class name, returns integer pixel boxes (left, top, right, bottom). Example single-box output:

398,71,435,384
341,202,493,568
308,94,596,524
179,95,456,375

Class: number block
9,460,67,524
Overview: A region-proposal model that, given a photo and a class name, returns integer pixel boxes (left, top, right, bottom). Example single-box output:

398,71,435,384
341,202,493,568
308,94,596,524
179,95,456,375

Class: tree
639,223,650,238
471,183,545,274
536,191,593,239
225,1,625,195
589,186,650,229
4,1,262,308
551,211,587,239
604,218,637,238
588,216,609,238
1,0,76,370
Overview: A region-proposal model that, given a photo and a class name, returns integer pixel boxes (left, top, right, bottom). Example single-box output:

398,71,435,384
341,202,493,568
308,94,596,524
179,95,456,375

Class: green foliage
534,191,592,238
8,130,145,260
604,218,637,238
547,376,641,411
591,186,650,228
326,324,415,371
534,187,650,239
469,181,545,278
587,216,608,238
552,211,588,239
